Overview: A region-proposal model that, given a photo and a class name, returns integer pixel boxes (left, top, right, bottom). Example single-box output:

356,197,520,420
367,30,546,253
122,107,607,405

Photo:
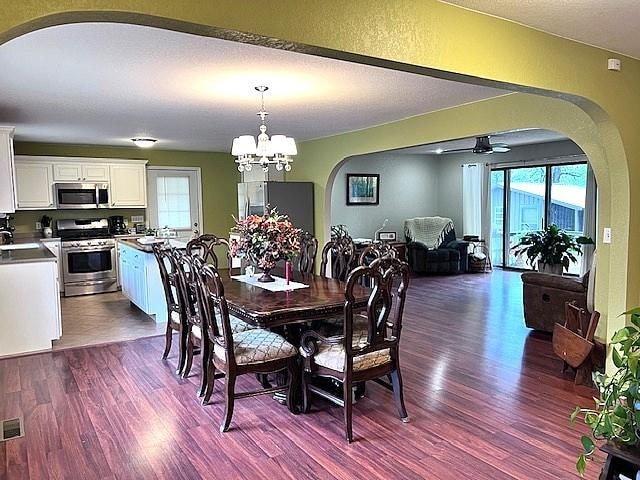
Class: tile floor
52,291,166,350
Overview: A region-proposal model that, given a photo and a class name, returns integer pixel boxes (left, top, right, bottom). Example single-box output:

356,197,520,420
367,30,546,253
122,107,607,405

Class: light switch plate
35,221,41,230
603,227,612,244
131,215,144,223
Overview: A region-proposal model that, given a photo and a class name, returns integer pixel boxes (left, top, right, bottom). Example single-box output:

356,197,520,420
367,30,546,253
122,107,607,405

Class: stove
57,218,118,296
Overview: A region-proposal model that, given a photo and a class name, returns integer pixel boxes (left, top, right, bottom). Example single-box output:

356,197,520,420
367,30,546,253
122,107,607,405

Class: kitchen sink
0,243,40,251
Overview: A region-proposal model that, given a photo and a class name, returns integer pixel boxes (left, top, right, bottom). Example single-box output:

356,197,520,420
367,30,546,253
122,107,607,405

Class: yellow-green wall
1,0,639,353
13,142,239,236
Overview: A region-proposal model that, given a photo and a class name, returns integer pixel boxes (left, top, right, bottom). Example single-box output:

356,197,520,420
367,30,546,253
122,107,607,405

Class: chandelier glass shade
231,86,297,172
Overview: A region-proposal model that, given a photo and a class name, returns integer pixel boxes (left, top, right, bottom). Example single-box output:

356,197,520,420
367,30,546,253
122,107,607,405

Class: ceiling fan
439,135,511,155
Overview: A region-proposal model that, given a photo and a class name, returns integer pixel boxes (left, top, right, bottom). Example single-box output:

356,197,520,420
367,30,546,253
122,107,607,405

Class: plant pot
42,227,53,239
258,267,275,283
538,261,563,275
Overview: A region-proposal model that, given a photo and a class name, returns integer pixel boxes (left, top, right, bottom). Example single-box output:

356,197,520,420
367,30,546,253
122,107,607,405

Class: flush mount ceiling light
231,86,297,173
131,137,157,148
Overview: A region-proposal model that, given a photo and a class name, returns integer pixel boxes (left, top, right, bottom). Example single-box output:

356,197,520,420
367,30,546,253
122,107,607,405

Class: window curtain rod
479,153,587,170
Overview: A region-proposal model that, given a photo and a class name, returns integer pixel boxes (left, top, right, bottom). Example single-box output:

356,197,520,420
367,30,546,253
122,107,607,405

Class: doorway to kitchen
147,167,203,238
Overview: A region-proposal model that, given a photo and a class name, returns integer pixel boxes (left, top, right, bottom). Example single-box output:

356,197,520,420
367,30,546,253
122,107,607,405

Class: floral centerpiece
229,208,301,282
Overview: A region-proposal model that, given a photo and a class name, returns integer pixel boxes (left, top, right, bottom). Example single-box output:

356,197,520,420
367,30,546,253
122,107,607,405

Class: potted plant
511,224,592,274
41,215,52,238
571,307,640,476
229,208,301,283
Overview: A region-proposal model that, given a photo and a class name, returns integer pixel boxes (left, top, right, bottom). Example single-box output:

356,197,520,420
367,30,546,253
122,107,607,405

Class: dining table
218,268,371,329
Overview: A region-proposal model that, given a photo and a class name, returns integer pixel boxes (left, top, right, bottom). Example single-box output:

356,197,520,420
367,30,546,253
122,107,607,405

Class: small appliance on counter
109,215,127,235
135,223,146,234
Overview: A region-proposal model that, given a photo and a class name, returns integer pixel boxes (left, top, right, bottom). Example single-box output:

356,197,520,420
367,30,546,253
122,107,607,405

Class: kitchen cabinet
53,162,110,182
118,242,166,322
0,126,16,213
14,156,148,210
41,238,64,295
109,164,147,208
15,161,54,209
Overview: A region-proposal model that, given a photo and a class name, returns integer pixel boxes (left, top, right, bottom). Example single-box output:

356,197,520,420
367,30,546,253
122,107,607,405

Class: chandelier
231,86,297,172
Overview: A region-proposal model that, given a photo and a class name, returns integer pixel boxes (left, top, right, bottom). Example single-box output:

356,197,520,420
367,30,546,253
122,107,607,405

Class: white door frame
146,166,204,236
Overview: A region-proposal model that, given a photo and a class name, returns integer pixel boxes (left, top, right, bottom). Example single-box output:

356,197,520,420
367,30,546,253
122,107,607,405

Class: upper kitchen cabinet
53,162,110,182
13,156,148,210
109,162,147,208
0,126,16,213
15,161,54,209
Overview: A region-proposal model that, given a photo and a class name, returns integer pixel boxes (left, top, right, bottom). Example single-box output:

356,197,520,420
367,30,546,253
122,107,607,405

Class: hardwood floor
0,270,600,479
53,292,166,351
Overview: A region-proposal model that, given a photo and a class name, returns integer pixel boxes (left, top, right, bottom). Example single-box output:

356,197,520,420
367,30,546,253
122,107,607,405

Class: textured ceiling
0,23,511,152
442,0,640,60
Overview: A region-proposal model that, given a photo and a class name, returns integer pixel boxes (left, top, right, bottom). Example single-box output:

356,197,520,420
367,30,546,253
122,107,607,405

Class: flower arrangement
229,208,301,282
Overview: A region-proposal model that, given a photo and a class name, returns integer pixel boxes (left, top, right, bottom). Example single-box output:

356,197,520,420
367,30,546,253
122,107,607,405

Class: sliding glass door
490,162,588,274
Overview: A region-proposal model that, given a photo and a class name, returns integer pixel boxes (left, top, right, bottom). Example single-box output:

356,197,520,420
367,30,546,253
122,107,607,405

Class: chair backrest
298,231,318,273
186,234,230,268
357,242,398,266
174,250,206,331
343,257,410,361
320,236,355,281
196,263,235,367
151,243,183,320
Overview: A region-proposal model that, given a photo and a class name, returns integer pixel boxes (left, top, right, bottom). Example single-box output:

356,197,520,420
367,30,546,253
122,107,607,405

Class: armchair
404,216,468,274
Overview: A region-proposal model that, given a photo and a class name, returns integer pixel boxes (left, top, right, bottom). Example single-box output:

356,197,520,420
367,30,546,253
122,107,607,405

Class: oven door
62,246,116,283
55,183,110,209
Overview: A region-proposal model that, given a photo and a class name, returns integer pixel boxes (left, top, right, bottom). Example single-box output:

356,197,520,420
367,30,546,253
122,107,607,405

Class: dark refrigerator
237,181,314,234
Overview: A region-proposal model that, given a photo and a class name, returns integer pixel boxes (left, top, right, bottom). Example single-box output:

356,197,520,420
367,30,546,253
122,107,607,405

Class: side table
600,443,640,480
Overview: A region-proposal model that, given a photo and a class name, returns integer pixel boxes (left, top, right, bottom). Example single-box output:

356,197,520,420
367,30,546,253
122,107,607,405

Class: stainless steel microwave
55,183,110,209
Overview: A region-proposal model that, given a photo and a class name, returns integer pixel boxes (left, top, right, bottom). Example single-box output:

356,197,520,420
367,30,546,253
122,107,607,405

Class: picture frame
346,173,379,205
378,231,397,241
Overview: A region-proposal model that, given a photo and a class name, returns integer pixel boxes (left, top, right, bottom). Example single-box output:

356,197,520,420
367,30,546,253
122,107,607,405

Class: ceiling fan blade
438,147,473,154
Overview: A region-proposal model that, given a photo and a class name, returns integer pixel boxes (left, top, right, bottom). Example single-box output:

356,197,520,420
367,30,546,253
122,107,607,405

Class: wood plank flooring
0,270,600,479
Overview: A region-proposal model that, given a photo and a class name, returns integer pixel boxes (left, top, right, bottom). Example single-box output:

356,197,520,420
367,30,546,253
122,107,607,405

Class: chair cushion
170,310,181,325
214,329,297,365
315,314,369,337
219,314,255,334
307,330,391,373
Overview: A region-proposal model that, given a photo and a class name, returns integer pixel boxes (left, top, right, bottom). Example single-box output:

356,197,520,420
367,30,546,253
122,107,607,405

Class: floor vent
0,417,23,441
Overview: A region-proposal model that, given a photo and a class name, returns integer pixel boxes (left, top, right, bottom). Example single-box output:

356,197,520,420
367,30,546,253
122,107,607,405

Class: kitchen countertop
0,244,56,265
117,237,189,253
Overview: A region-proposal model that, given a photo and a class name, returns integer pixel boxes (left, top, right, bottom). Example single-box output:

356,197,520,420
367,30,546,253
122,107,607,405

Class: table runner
231,274,309,292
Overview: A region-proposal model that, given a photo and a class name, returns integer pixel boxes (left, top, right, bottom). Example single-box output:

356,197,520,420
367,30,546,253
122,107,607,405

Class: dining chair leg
390,368,409,422
286,361,299,414
176,327,188,375
301,366,311,413
162,323,173,359
182,336,194,379
198,339,210,397
220,373,236,433
202,361,217,405
343,378,354,443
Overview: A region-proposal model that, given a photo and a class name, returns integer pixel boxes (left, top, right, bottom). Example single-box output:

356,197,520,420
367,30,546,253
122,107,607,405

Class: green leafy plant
511,224,592,272
571,307,640,476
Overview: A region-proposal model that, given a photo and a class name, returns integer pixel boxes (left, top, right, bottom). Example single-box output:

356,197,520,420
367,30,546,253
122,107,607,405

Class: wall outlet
131,215,144,223
35,221,41,230
603,227,612,244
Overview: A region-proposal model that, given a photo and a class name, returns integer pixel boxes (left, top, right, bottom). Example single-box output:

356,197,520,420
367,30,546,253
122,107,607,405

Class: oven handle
63,246,115,253
96,184,100,209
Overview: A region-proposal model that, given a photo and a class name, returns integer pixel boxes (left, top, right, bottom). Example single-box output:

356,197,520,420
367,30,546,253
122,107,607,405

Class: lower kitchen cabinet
117,242,166,323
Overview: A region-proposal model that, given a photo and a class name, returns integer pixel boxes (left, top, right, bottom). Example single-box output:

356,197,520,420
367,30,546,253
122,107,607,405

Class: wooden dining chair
298,231,318,274
186,234,230,267
320,236,356,281
152,243,188,374
195,263,299,431
300,256,410,443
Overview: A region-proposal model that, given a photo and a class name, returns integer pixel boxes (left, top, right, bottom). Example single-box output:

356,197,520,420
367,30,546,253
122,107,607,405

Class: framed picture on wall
346,174,379,205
